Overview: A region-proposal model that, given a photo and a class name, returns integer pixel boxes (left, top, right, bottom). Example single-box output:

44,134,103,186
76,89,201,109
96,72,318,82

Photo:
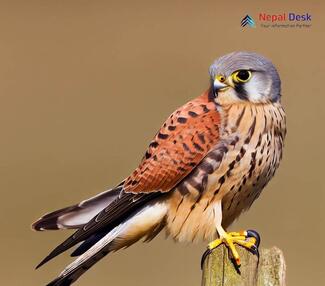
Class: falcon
32,51,286,285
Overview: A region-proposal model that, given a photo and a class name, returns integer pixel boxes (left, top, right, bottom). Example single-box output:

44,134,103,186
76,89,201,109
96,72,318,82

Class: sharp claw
245,242,260,265
248,244,258,256
201,248,212,270
255,246,260,262
226,245,241,267
247,229,261,247
230,258,241,274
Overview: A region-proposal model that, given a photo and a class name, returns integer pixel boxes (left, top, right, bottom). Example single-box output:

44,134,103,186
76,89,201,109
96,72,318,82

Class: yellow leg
201,202,260,270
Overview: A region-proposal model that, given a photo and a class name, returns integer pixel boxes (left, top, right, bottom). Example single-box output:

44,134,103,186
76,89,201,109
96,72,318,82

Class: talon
231,258,241,274
203,229,261,270
235,257,241,266
247,229,261,247
200,248,212,269
247,244,259,257
251,245,260,261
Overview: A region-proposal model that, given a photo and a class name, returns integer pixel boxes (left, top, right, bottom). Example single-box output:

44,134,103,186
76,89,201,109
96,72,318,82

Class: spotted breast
166,102,286,243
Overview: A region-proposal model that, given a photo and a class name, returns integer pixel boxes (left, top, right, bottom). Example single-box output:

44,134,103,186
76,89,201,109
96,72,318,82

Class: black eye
233,70,252,83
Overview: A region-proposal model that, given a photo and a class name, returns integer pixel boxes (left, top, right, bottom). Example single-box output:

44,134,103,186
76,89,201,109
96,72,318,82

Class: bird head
209,51,281,105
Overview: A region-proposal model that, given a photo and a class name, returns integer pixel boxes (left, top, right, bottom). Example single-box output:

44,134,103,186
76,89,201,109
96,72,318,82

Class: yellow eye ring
232,70,252,83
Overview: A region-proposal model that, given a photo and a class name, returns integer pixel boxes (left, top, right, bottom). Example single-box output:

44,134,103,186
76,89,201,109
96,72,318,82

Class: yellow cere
215,75,226,83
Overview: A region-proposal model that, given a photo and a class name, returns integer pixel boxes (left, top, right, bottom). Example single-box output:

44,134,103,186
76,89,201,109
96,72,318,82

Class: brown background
0,0,324,285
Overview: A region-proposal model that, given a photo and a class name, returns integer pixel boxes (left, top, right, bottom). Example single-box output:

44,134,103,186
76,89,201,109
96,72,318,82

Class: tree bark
201,245,286,286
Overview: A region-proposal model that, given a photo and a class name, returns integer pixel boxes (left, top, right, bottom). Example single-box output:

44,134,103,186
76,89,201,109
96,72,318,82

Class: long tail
32,186,122,231
46,200,167,286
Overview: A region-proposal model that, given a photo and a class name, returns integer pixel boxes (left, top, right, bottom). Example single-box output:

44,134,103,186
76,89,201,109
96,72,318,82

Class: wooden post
201,246,286,286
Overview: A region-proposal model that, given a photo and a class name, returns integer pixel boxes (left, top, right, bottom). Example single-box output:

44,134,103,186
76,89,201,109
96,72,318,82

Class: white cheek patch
245,74,271,102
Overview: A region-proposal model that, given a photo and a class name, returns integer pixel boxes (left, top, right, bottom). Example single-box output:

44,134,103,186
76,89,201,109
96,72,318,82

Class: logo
241,15,255,27
259,13,311,22
240,13,312,29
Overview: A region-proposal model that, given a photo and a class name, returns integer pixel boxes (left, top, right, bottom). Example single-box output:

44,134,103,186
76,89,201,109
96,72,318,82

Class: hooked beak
213,79,228,93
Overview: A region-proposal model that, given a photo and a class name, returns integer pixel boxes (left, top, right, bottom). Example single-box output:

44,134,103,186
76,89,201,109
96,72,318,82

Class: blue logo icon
241,15,256,27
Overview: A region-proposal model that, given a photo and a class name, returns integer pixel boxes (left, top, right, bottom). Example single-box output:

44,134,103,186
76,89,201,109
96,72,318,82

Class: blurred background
0,0,324,285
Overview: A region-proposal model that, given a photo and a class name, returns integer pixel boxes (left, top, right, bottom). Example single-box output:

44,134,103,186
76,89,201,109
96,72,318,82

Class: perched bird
32,51,286,286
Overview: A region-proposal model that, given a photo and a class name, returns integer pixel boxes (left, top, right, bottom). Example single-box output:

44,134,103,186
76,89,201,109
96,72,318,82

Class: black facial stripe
234,83,248,100
208,83,216,101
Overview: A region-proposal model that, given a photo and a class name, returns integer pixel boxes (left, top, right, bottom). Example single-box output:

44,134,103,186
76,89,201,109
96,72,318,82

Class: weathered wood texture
201,246,286,286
